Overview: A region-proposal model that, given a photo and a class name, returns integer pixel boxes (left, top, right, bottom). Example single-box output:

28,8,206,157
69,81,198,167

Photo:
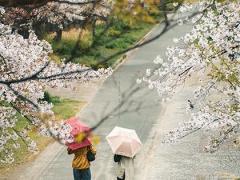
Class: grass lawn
0,97,84,170
52,99,84,120
45,22,154,68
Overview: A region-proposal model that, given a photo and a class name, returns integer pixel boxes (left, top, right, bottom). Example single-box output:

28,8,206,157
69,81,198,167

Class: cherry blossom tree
0,0,155,165
0,0,116,164
140,1,240,152
0,16,112,163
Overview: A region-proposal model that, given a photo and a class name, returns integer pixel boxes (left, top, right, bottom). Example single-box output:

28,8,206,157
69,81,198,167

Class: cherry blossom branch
10,102,33,123
0,0,103,9
6,85,39,109
207,125,237,152
179,118,220,140
141,1,240,153
0,61,50,85
178,66,193,76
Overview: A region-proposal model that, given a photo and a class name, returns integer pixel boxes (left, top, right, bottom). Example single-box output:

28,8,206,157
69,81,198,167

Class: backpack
87,147,96,162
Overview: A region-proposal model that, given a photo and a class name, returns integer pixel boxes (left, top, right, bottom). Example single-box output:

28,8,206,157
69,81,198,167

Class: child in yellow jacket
68,145,96,180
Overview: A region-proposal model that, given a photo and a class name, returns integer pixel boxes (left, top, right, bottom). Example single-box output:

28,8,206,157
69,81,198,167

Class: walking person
64,117,96,180
106,127,142,180
114,154,135,180
68,145,96,180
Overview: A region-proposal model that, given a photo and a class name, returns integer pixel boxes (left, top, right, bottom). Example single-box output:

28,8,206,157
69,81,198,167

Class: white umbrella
106,126,142,158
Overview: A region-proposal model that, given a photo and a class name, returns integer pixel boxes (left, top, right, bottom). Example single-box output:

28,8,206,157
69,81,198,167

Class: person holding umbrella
106,126,142,180
65,117,96,180
114,154,134,180
67,145,96,180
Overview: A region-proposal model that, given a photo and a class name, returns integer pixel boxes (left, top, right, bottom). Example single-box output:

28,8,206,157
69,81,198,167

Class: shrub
43,91,61,104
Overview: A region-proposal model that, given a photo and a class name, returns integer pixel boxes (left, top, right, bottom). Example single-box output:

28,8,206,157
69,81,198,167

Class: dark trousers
117,172,125,180
73,168,91,180
117,178,125,180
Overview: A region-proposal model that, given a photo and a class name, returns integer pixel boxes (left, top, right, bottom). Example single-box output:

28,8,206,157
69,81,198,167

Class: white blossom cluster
1,1,112,38
140,1,240,151
0,23,112,104
38,119,78,146
34,0,112,27
39,120,74,144
0,22,112,163
0,106,19,164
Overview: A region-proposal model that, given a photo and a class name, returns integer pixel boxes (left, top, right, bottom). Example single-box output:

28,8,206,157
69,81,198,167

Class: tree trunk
54,29,62,42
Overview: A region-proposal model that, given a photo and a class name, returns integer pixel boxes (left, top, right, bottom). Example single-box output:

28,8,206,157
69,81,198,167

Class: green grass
45,22,154,68
52,98,84,120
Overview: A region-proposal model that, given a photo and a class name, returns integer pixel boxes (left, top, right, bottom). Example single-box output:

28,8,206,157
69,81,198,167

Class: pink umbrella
106,126,142,158
65,117,92,150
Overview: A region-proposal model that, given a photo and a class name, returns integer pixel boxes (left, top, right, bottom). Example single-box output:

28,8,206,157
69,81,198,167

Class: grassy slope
45,22,154,68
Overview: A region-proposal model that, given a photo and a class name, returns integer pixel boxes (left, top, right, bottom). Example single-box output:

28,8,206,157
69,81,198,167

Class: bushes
86,50,101,58
43,91,61,104
105,39,128,49
105,37,135,49
107,28,121,37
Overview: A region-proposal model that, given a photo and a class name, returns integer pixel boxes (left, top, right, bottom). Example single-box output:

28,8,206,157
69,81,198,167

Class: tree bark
54,29,62,42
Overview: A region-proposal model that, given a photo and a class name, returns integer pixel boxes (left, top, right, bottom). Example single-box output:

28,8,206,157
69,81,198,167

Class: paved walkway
35,22,188,180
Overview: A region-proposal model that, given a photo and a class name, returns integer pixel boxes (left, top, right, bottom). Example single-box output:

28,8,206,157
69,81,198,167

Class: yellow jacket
71,146,96,170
